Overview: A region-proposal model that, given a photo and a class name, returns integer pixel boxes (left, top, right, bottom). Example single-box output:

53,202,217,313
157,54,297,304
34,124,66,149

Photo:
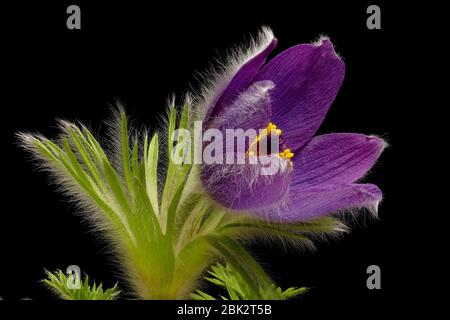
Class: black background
1,0,419,316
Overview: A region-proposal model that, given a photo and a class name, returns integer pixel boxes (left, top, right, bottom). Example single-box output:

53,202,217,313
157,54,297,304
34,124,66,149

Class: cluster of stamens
247,122,294,162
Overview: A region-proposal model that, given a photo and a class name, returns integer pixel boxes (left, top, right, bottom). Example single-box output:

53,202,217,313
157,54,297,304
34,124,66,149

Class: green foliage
192,263,307,300
19,107,185,298
219,216,348,248
18,105,348,299
43,270,120,300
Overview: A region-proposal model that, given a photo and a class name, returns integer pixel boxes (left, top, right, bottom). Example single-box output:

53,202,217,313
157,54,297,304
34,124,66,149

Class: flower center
247,122,294,161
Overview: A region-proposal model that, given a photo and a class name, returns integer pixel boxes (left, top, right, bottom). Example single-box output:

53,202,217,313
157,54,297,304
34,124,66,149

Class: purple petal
292,133,386,188
200,156,292,210
205,35,278,123
254,38,345,150
206,80,274,132
258,183,382,222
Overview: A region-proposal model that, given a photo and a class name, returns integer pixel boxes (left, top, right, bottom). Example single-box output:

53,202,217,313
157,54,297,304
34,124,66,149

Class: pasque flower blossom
18,27,386,300
199,29,385,221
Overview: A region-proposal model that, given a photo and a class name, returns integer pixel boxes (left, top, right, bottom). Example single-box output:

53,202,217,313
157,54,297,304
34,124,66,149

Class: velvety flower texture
199,29,385,222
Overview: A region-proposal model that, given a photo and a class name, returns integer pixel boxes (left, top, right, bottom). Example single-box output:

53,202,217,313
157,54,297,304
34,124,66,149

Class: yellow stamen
284,149,294,159
267,122,277,131
247,122,294,164
279,148,294,159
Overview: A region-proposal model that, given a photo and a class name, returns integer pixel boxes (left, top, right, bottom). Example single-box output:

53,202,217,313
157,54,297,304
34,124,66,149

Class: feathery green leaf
43,270,120,300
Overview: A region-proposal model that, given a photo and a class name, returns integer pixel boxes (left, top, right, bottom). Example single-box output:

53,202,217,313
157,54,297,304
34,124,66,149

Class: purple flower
199,29,385,222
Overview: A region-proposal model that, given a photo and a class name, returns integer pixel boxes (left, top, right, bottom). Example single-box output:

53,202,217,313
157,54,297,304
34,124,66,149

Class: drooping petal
254,38,345,150
204,30,277,124
292,133,386,188
200,156,292,210
258,183,382,222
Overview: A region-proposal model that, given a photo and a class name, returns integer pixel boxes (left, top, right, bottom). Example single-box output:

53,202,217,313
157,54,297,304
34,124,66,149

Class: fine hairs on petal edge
190,26,275,123
312,34,343,60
